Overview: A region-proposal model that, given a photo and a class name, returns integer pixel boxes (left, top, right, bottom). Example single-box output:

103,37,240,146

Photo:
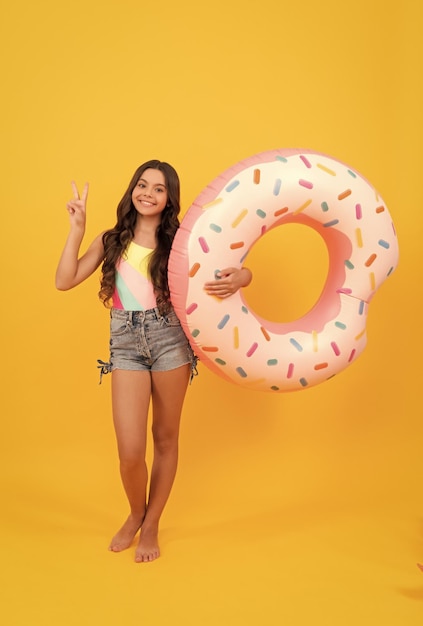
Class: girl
55,160,251,563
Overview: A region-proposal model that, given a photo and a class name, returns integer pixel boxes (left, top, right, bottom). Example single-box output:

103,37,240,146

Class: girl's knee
152,427,179,454
119,450,145,470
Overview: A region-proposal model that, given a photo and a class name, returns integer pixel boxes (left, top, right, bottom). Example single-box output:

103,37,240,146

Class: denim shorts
97,307,198,382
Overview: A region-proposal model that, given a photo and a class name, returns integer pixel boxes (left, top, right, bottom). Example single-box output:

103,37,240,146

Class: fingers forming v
71,180,80,200
81,182,89,202
70,181,89,203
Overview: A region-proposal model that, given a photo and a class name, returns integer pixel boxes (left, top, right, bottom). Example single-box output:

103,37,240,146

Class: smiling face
131,168,168,220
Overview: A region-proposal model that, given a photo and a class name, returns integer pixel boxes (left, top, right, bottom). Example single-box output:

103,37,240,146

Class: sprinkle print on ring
168,148,399,392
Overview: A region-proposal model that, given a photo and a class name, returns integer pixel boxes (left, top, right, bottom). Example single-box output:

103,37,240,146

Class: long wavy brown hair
98,160,181,313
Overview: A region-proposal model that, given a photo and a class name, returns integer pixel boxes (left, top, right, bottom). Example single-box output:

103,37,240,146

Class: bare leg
135,364,190,563
109,369,151,552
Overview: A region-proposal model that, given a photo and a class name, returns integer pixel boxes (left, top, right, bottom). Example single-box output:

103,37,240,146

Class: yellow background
1,0,422,624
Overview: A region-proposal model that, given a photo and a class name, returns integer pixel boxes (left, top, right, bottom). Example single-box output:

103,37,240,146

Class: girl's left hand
204,267,252,299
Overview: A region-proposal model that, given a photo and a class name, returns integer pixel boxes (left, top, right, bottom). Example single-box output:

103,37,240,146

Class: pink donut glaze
168,148,399,392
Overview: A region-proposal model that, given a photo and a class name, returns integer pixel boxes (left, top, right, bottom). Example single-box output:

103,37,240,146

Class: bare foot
135,524,160,562
109,514,143,552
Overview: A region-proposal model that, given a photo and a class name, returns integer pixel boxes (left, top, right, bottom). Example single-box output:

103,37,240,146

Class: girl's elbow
55,275,73,291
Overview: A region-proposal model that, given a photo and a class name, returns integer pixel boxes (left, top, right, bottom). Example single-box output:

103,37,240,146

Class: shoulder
91,231,107,250
85,231,106,261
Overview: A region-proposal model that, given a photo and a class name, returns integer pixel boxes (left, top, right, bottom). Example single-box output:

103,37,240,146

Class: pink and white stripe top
112,241,157,311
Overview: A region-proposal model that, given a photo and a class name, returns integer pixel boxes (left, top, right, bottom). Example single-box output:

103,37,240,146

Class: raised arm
203,267,252,299
55,182,105,290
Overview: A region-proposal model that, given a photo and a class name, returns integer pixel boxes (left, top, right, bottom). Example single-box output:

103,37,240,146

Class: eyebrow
138,177,166,188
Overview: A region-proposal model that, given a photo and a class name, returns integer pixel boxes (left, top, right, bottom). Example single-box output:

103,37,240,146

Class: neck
133,218,159,248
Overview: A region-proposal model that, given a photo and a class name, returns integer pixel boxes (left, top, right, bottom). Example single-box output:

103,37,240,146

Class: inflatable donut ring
168,148,399,392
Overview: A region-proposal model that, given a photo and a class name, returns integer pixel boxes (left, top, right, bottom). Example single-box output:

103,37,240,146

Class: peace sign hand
66,181,89,231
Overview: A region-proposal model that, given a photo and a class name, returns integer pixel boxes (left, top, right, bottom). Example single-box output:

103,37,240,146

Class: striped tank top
112,241,157,311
